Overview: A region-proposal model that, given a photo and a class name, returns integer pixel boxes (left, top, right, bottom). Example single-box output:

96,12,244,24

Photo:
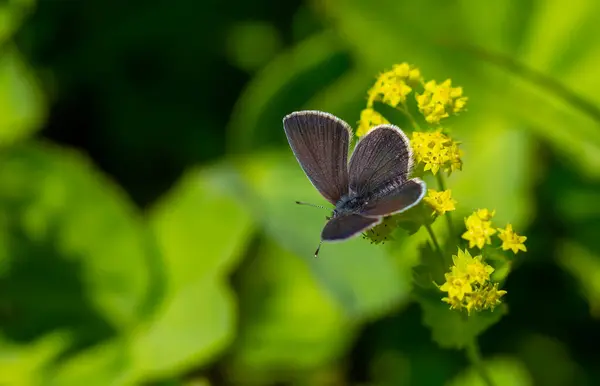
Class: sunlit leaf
448,356,533,386
226,240,352,384
0,142,159,338
0,332,69,386
0,46,46,145
132,164,254,379
46,339,135,386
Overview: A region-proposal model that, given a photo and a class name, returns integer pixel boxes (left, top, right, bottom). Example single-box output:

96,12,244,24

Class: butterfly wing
321,214,381,241
360,178,426,217
348,124,413,197
283,110,351,205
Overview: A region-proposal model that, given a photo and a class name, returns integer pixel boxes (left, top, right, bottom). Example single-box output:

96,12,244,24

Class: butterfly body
283,110,426,251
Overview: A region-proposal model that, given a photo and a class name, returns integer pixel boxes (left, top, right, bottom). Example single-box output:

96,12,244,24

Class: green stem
436,173,456,237
465,340,495,386
425,223,442,256
399,102,422,132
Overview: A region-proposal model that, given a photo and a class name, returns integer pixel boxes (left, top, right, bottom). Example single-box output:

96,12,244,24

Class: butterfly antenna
296,201,329,211
314,241,323,258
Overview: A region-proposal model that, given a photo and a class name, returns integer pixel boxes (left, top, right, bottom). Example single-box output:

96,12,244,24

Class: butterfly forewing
283,111,351,205
321,214,381,241
360,178,426,217
348,125,413,196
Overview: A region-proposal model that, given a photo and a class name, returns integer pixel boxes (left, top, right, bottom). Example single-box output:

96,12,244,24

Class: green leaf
226,240,352,385
448,119,535,227
0,332,70,386
417,290,507,349
448,356,533,386
131,164,254,379
236,151,411,320
0,0,35,45
0,45,46,145
0,142,159,337
226,30,351,153
557,241,600,318
45,339,135,386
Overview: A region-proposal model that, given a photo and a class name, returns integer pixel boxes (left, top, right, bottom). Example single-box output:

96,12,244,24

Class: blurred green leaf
46,339,135,386
447,356,533,386
0,142,159,338
225,21,283,72
448,120,535,227
236,151,411,320
0,0,35,45
0,45,46,145
417,291,507,349
517,334,588,386
226,30,351,153
226,240,352,384
131,165,254,379
557,241,600,318
0,332,69,386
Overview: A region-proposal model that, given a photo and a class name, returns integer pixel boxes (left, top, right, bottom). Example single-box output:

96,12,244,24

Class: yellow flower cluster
411,130,463,175
439,249,506,314
462,209,527,254
416,79,468,124
462,209,497,249
498,224,528,254
356,108,389,137
423,189,456,216
366,63,422,109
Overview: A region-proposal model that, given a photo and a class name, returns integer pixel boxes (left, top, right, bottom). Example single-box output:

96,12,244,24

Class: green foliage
417,290,507,349
226,240,352,385
448,356,533,386
0,46,45,145
132,166,255,379
0,142,158,333
1,0,600,384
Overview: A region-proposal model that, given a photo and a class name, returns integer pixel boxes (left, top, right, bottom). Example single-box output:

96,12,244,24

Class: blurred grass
0,0,598,385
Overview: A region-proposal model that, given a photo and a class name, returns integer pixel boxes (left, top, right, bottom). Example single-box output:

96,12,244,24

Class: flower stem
425,223,442,256
400,102,422,132
465,340,495,386
436,173,456,237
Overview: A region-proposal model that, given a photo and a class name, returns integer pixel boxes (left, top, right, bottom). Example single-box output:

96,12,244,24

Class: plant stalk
465,340,495,386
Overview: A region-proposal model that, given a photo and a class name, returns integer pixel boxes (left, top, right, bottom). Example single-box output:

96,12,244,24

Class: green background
0,0,599,384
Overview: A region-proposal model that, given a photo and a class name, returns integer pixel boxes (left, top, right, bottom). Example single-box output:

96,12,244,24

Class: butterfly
283,110,426,256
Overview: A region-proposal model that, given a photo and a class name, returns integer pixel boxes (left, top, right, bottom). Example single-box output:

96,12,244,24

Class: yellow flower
357,108,389,137
411,131,462,176
416,79,468,124
423,189,457,216
497,224,527,254
482,283,507,311
367,63,421,108
439,248,506,314
462,210,496,249
474,208,496,222
439,271,472,300
450,248,494,285
391,62,422,87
